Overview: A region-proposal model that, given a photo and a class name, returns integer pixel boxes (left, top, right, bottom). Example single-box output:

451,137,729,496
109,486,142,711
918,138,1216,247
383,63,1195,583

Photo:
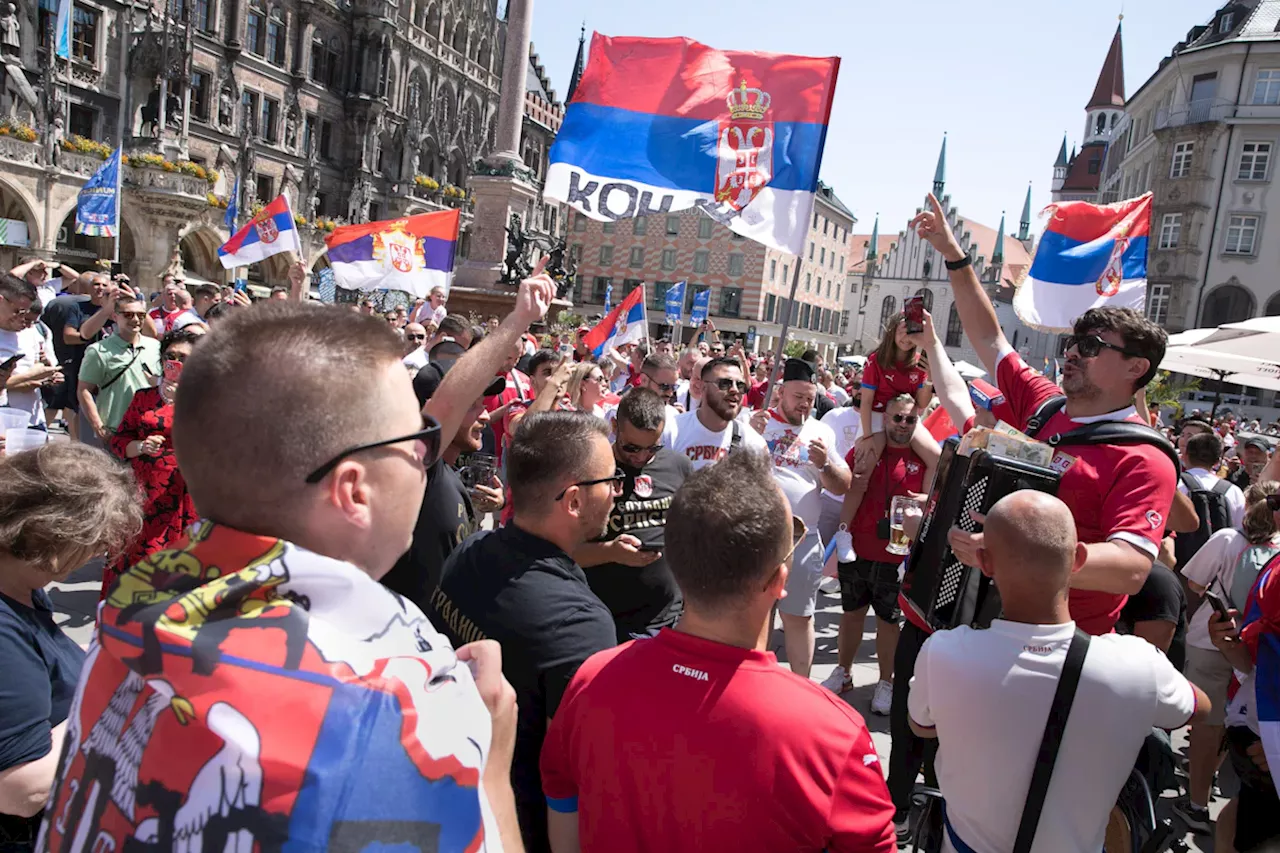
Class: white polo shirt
1178,467,1246,530
910,619,1196,853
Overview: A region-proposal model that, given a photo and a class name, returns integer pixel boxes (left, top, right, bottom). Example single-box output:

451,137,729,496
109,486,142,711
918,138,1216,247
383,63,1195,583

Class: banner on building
75,148,121,237
664,280,686,324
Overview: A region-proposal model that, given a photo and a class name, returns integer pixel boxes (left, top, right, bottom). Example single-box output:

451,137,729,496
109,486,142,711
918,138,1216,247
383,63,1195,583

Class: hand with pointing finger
909,193,966,263
509,256,555,329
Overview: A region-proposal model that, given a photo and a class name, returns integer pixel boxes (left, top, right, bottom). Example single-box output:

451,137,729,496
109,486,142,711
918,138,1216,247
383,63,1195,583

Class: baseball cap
413,360,505,407
1241,435,1271,453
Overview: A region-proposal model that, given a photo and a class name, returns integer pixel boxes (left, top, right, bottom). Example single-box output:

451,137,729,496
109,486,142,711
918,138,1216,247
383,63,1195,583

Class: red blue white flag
324,209,459,298
217,193,302,269
583,284,646,358
1013,193,1152,331
544,34,840,256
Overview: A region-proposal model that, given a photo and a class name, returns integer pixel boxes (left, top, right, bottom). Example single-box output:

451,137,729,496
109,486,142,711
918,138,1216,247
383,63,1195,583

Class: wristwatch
944,255,972,271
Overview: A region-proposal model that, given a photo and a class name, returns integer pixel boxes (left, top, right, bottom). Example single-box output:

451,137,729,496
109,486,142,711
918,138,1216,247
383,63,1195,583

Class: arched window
1095,113,1106,135
1202,283,1255,327
915,287,933,313
944,302,963,347
1266,292,1280,317
452,23,467,53
426,3,440,37
879,295,897,332
1110,113,1118,129
477,39,491,70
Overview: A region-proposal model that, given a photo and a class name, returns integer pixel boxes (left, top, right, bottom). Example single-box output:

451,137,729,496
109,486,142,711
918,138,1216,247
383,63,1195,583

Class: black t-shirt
40,295,102,372
1118,561,1187,671
586,447,692,638
382,457,475,611
427,524,615,853
0,589,86,842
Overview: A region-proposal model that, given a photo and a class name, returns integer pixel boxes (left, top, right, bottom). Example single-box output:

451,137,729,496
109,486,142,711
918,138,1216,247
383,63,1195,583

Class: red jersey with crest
861,352,927,412
845,445,927,564
996,350,1177,635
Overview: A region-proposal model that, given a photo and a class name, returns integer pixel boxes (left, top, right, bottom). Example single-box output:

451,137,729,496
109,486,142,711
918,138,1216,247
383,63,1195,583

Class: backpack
1174,473,1234,569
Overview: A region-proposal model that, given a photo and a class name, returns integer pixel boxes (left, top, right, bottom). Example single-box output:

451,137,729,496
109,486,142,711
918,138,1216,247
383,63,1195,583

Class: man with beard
578,388,692,642
668,357,767,471
427,411,618,853
915,191,1176,638
41,272,117,442
753,358,851,678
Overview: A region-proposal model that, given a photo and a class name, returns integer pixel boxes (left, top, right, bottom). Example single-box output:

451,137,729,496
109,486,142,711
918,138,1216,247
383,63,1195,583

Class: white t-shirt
402,347,429,371
667,408,767,471
758,411,839,530
820,405,863,502
37,279,60,309
1179,467,1246,529
1182,528,1248,650
603,400,678,447
826,383,850,406
169,309,205,330
0,324,54,426
909,620,1196,853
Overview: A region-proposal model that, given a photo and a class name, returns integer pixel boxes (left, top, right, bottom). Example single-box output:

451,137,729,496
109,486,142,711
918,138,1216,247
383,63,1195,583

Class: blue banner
54,0,71,59
664,280,686,324
224,177,240,231
316,267,336,303
690,287,710,325
75,147,120,237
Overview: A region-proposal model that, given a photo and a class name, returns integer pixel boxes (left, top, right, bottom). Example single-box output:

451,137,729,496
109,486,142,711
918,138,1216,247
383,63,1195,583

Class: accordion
903,437,1061,631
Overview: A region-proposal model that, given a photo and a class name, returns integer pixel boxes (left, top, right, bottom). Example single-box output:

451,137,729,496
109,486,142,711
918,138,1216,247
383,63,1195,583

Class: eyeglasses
406,334,427,341
554,471,626,501
118,311,147,319
891,414,919,425
1065,333,1138,359
619,442,663,455
781,516,808,564
643,374,676,393
713,378,749,393
305,416,442,484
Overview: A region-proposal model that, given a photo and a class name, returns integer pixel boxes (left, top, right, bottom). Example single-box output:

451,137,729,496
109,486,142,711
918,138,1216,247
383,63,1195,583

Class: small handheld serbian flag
217,194,302,269
583,284,646,358
324,209,459,297
545,35,840,256
1013,193,1152,331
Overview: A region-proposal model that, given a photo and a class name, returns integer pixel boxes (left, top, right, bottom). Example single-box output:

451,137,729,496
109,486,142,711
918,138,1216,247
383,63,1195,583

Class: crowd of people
1,197,1279,853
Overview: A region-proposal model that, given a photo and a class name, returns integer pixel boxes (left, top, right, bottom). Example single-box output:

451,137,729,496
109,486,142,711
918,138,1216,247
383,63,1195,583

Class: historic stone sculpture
217,82,235,131
348,177,372,223
499,213,530,286
48,114,63,166
544,236,577,298
0,2,20,58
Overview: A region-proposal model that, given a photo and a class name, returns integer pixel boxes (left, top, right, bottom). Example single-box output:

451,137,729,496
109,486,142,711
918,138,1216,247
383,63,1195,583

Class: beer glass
887,495,922,556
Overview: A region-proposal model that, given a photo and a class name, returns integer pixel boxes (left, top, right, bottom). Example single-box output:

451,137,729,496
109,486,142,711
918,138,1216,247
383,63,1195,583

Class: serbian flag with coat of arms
544,35,839,256
1013,193,1152,331
324,209,459,298
217,193,302,269
583,284,646,358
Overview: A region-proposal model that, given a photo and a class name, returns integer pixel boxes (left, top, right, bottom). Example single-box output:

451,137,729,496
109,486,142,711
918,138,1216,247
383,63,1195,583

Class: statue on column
304,142,321,221
0,2,20,59
348,177,372,223
500,214,530,285
218,82,236,131
48,114,64,166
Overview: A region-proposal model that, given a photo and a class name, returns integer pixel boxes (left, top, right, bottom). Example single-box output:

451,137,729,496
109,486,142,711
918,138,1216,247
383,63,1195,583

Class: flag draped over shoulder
1013,193,1152,332
544,34,840,256
324,209,459,297
583,285,646,358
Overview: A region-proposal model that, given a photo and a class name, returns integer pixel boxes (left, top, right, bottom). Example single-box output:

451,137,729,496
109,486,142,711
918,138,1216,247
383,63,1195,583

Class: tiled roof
1087,23,1126,109
1060,142,1107,193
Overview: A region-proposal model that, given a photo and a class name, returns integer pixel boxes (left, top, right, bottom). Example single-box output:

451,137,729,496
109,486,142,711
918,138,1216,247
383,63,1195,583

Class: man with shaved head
906,491,1207,853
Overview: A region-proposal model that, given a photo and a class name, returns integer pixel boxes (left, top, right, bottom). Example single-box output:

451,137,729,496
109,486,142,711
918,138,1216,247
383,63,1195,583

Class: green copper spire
867,214,880,261
993,212,1006,265
932,134,947,197
1054,136,1069,168
1018,183,1032,241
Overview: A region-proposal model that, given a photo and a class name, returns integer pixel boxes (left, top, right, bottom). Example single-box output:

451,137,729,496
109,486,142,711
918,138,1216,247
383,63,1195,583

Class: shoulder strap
729,418,742,451
1024,395,1068,439
1012,628,1091,853
1046,421,1182,476
1211,478,1232,496
1179,471,1200,493
97,346,143,392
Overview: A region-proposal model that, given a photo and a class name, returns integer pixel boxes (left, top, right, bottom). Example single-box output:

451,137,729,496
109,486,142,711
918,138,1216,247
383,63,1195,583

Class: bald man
906,491,1207,853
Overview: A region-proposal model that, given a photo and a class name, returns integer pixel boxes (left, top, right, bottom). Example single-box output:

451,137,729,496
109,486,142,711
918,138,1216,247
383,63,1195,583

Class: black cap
413,361,505,407
1241,435,1271,453
782,358,817,383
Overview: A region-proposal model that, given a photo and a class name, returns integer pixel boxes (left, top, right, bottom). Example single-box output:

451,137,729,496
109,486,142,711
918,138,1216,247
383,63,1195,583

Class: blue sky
529,0,1221,240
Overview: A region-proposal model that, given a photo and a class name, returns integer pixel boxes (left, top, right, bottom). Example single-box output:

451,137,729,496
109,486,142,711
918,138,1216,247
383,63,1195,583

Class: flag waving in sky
75,147,121,237
544,34,840,256
218,194,302,269
583,285,646,358
1013,193,1152,331
325,209,458,297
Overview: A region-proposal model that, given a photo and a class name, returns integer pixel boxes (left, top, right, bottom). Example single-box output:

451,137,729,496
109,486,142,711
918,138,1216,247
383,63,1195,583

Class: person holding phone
0,274,60,429
101,328,202,598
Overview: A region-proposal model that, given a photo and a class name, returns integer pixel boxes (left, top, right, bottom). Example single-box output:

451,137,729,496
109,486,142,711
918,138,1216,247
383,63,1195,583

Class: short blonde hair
0,444,142,569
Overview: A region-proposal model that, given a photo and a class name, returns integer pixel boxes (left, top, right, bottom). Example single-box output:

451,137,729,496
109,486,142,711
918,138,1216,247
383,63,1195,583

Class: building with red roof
1052,22,1128,202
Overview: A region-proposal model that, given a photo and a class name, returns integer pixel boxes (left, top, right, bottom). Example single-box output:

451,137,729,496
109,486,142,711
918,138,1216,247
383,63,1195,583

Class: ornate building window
944,303,963,347
72,5,99,63
266,7,286,66
425,3,440,36
879,295,897,332
245,5,266,56
915,287,933,313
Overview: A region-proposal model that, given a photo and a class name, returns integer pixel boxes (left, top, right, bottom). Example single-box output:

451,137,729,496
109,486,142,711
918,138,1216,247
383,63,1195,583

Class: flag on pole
690,287,710,325
582,284,646,358
324,209,459,297
218,194,302,269
75,148,121,237
1013,193,1152,331
224,177,240,231
544,34,840,256
664,280,686,323
54,0,72,59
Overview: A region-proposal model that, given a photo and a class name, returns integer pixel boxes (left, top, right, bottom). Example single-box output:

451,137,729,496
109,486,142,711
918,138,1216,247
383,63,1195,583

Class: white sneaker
820,665,853,694
819,576,841,595
833,527,856,563
870,679,893,715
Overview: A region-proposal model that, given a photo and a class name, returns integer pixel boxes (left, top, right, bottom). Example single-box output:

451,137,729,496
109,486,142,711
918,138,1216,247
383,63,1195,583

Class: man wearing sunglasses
668,357,768,471
428,412,618,853
542,450,896,853
578,388,693,643
914,192,1177,637
48,301,526,853
400,321,429,374
76,295,160,443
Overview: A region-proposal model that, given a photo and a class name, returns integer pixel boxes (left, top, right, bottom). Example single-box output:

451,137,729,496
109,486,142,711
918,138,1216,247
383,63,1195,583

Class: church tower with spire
1051,20,1126,203
933,134,947,198
567,24,587,102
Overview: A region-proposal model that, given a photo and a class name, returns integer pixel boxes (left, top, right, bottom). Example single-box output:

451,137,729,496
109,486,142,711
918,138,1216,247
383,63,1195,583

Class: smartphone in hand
905,296,925,334
1204,588,1232,621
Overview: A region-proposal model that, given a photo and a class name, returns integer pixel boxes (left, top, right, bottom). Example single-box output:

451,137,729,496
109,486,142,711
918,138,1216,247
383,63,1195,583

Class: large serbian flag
583,284,646,358
1013,193,1152,331
324,209,459,297
217,193,302,269
544,35,840,256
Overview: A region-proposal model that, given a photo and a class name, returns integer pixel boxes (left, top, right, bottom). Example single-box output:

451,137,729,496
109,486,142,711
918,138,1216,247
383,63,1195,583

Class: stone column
488,0,531,166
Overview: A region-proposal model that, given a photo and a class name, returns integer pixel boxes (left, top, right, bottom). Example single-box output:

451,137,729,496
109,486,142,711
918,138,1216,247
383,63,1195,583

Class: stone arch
442,14,454,48
452,22,467,54
1202,282,1255,328
1266,292,1280,317
446,147,467,187
476,38,490,70
425,2,440,36
178,226,227,283
0,175,43,250
419,135,441,180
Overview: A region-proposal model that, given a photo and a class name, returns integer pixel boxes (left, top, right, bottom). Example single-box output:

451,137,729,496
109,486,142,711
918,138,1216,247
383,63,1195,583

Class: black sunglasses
891,414,919,425
713,378,749,393
619,442,663,455
555,471,626,501
1065,333,1137,359
406,333,427,341
305,416,442,484
643,374,676,393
